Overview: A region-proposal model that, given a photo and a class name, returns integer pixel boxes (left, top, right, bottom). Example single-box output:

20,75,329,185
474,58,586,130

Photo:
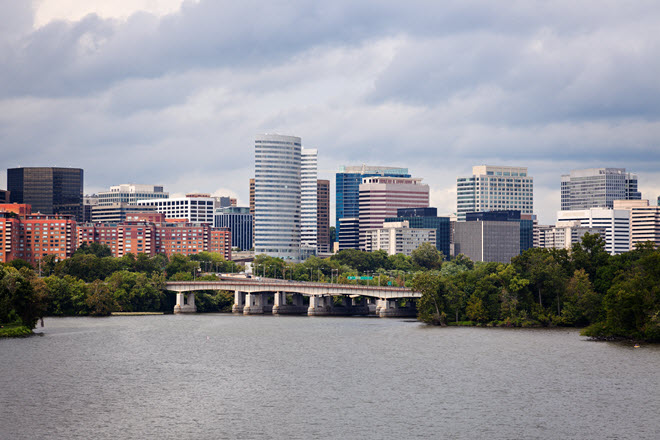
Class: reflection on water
1,315,659,440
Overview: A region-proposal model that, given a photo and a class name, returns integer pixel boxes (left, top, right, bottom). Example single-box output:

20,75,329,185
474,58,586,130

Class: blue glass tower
335,166,410,245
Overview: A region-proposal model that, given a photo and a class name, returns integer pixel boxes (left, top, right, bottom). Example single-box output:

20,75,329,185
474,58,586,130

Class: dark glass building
214,207,253,251
385,207,451,259
7,167,84,222
465,210,533,254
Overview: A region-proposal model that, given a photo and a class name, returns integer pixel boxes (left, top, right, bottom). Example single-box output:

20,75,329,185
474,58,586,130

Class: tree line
2,236,658,341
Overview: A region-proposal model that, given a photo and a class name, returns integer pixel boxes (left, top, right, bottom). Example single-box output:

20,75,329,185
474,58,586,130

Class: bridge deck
165,279,420,299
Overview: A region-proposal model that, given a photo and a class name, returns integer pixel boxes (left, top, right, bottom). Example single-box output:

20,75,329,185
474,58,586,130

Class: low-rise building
384,207,450,259
556,208,630,255
0,204,76,265
537,221,606,250
613,199,660,248
364,221,436,256
136,194,215,225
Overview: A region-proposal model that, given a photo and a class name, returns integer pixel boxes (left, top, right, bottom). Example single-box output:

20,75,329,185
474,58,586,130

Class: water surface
1,315,658,439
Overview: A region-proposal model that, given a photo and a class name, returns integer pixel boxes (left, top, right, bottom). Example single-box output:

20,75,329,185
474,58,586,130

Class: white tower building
456,165,533,221
254,134,302,261
301,148,318,253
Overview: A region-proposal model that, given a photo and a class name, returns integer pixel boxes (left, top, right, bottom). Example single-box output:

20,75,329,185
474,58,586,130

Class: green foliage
75,242,112,258
411,242,443,270
0,324,33,338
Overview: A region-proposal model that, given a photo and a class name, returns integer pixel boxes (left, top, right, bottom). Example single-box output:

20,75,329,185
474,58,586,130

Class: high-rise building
385,207,450,259
364,221,436,256
97,184,168,206
465,210,534,255
560,168,640,211
613,200,660,249
556,208,630,255
317,180,330,253
214,207,253,251
254,134,301,261
335,165,410,239
0,189,9,203
454,220,520,263
7,167,84,222
456,165,533,222
136,195,215,225
338,217,360,251
301,149,318,252
358,176,429,250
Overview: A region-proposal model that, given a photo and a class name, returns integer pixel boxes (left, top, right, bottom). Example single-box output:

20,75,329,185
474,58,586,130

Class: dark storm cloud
1,0,659,222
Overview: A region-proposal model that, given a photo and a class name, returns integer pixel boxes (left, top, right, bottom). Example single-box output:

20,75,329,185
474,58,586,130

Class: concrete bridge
165,278,421,318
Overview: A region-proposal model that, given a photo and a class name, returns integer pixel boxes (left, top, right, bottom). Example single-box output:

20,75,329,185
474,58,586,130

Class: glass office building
215,207,253,251
560,168,641,211
335,166,410,242
7,167,84,222
254,134,302,261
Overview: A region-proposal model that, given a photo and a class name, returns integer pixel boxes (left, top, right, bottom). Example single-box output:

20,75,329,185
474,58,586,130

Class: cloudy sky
2,0,659,224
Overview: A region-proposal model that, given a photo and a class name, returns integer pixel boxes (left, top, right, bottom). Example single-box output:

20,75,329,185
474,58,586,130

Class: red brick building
0,204,77,265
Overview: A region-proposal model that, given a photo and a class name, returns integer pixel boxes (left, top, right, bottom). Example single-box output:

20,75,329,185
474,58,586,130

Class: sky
2,0,659,225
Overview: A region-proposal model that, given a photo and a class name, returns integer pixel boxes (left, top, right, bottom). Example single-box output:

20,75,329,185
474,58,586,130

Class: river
1,315,659,439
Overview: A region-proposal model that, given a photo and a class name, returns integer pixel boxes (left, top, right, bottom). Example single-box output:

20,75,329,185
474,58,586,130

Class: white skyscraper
254,134,302,261
456,165,534,221
301,148,318,252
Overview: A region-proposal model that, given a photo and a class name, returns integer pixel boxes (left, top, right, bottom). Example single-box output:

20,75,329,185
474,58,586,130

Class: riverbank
111,312,165,316
0,323,33,338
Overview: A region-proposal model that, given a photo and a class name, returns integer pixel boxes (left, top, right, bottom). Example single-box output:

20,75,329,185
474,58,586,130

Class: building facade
0,189,9,203
560,168,640,211
97,184,168,206
317,179,330,253
456,165,533,222
254,134,302,261
337,217,360,251
613,200,660,248
78,214,231,260
0,204,77,265
384,207,450,259
454,220,520,263
364,221,436,256
335,166,410,239
136,195,215,225
537,221,606,250
7,167,84,222
214,207,253,251
358,176,429,250
556,208,631,255
465,210,534,254
301,148,318,252
91,202,157,223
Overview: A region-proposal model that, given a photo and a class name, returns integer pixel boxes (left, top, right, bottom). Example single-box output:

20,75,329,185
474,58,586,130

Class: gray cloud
1,0,659,225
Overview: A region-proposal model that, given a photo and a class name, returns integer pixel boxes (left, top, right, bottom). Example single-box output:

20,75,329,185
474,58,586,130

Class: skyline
2,0,660,225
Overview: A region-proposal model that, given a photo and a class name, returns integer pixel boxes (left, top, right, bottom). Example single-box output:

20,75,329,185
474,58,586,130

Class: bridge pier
378,298,417,318
308,295,332,316
173,292,197,314
243,292,265,315
232,291,246,314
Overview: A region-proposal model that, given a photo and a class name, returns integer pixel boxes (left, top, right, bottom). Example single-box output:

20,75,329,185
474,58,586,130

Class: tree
412,271,447,325
411,242,443,270
562,269,600,325
86,280,117,316
75,242,112,258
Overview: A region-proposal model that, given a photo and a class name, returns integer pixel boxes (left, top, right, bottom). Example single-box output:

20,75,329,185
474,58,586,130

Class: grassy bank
0,323,33,338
